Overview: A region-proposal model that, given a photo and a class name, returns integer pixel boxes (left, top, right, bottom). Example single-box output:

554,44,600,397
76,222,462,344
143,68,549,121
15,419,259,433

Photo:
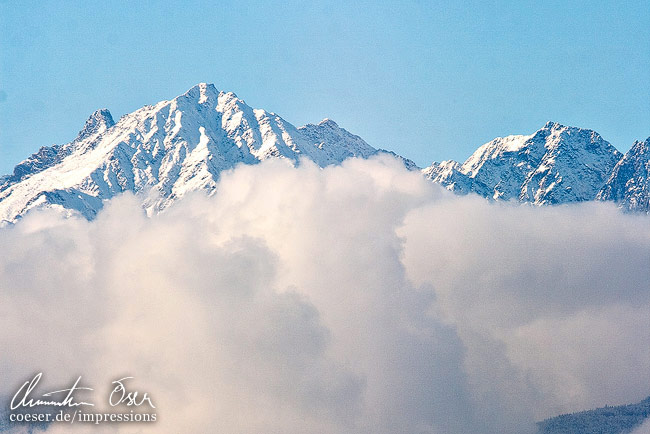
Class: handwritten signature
10,373,156,410
109,377,155,408
10,373,93,410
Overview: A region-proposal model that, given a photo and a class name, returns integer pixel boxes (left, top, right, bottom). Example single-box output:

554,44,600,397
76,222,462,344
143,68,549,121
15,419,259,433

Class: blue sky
0,0,648,174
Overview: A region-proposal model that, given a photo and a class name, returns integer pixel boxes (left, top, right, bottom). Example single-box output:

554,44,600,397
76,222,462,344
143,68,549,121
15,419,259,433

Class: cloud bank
1,155,649,433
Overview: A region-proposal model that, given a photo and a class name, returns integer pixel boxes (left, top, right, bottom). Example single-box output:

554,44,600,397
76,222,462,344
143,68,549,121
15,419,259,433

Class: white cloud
0,155,648,433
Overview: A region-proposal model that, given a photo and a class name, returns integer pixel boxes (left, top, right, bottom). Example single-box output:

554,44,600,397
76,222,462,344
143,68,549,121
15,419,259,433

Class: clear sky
0,0,648,175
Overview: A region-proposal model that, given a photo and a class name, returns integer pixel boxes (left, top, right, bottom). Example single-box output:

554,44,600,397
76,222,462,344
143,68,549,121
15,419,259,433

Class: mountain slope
537,396,650,434
422,159,490,197
423,122,623,205
0,83,379,223
597,138,650,213
1,109,116,189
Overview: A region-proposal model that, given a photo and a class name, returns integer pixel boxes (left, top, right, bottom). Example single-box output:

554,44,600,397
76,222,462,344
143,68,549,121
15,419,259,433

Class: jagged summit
424,122,622,205
194,82,217,92
76,108,115,141
180,82,222,104
543,120,562,129
318,118,338,127
0,84,379,223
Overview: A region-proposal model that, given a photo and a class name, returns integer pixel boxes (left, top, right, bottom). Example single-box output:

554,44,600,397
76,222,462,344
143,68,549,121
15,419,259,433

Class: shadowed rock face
597,138,650,213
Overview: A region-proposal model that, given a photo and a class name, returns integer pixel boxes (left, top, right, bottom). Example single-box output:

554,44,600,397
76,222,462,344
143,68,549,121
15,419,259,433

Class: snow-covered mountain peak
318,118,339,127
542,120,564,130
0,84,380,223
1,84,647,222
428,122,622,205
184,81,217,94
461,122,594,171
75,108,115,142
178,82,221,105
536,121,608,148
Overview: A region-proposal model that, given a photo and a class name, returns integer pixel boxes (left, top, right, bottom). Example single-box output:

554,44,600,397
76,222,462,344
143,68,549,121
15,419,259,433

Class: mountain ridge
424,121,629,206
0,83,648,223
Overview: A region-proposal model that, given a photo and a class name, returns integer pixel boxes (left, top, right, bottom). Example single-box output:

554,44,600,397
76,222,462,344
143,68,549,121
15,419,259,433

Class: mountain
0,83,382,223
597,138,650,213
423,122,623,205
0,84,648,223
537,396,650,434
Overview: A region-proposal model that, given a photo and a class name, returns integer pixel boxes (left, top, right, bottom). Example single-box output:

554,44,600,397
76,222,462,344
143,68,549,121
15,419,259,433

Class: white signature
10,373,94,410
10,373,156,410
109,377,155,408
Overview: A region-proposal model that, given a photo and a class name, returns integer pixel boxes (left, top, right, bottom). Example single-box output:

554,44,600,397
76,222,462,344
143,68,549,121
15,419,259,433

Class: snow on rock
597,138,650,213
423,122,624,205
422,160,490,197
1,84,648,223
0,83,381,223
